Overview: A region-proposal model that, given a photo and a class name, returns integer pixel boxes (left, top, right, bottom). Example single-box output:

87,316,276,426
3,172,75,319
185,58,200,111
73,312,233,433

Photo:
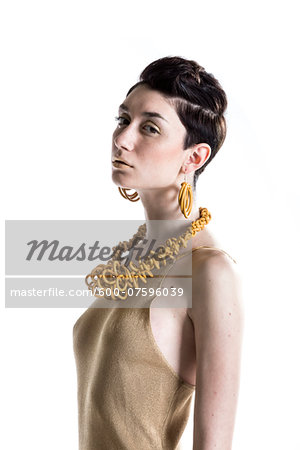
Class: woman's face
112,84,189,191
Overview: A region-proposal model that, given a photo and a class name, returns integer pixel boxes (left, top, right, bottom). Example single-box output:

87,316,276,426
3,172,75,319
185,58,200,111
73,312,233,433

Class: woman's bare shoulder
189,247,243,322
192,225,238,266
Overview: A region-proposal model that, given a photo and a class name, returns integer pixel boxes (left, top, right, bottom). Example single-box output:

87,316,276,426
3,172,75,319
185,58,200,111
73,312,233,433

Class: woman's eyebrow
118,103,169,123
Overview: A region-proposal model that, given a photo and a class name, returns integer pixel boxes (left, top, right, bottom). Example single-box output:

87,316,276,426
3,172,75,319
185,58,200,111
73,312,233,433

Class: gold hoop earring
178,173,193,218
118,187,140,202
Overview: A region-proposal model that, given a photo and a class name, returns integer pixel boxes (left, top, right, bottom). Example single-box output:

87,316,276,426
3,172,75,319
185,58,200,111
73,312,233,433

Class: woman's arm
191,253,244,450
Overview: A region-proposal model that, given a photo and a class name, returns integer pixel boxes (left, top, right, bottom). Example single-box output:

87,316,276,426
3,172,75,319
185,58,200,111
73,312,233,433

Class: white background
1,0,300,449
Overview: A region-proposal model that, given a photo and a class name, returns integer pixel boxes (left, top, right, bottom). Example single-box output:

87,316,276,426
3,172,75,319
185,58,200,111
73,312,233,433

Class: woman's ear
184,143,211,173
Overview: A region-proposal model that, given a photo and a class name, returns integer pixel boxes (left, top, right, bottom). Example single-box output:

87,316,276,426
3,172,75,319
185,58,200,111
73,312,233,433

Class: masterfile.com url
9,288,93,297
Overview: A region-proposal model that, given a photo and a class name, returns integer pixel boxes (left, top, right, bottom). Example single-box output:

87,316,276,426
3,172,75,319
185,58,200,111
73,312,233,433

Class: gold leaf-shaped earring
178,173,193,218
118,187,140,202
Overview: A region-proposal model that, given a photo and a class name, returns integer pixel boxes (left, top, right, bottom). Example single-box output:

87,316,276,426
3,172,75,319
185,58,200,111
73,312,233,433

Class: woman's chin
112,173,136,187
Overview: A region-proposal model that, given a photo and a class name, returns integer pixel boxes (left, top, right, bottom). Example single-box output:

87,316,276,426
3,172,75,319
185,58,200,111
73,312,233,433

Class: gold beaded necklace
85,207,211,301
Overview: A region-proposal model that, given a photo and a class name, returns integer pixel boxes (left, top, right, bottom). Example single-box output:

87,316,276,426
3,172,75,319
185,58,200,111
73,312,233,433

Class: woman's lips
112,161,132,168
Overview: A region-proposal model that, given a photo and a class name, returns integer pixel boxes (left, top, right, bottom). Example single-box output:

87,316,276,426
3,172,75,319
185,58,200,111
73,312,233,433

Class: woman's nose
113,127,135,152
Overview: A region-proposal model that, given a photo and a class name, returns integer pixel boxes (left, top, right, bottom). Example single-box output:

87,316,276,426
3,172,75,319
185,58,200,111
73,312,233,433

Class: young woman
73,56,244,450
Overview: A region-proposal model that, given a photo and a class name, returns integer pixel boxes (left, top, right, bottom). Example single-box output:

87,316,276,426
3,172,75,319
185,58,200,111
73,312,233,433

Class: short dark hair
126,56,228,191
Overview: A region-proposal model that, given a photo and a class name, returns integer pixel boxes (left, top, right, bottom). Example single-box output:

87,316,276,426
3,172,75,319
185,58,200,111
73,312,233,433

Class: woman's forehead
121,85,178,121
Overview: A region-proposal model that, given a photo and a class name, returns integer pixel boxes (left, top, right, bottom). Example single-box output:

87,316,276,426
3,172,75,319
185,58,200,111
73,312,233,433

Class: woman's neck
139,191,200,245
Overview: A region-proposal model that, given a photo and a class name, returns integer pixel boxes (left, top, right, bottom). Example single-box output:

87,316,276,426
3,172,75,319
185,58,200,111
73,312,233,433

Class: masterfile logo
5,220,193,308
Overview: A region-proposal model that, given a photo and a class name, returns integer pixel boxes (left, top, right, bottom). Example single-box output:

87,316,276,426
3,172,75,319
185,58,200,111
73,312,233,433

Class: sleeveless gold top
73,246,236,449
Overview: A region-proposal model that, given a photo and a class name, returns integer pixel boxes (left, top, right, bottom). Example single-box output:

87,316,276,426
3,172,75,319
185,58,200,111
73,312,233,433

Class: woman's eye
144,125,159,134
114,116,159,134
114,116,128,125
